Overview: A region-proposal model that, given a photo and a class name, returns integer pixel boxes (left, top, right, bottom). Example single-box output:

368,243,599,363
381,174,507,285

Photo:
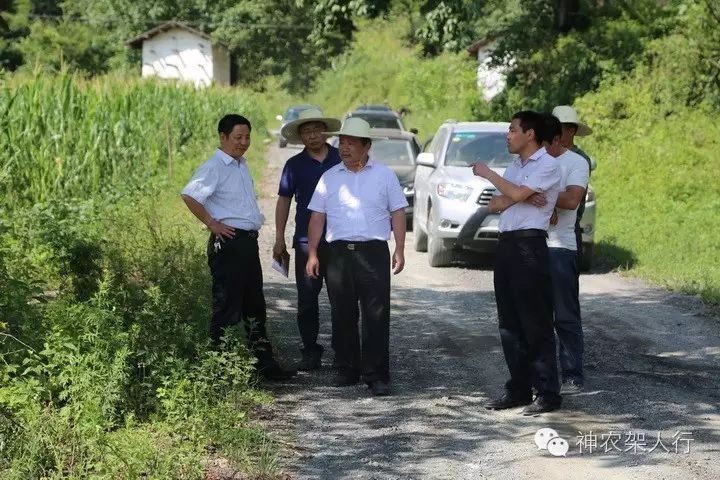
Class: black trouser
494,231,560,400
326,240,391,382
207,231,273,362
294,241,330,352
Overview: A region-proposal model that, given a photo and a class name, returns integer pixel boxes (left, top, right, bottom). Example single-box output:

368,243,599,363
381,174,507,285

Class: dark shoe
332,373,360,387
561,379,584,395
297,345,324,371
521,396,562,416
368,380,391,396
258,359,296,381
484,393,532,410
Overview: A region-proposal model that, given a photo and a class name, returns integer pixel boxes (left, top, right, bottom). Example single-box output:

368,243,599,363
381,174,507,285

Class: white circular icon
547,437,570,457
534,428,559,450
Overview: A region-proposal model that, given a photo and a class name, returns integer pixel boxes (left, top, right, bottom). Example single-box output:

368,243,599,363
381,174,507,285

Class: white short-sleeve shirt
308,158,408,242
548,149,590,250
181,149,264,230
497,147,561,232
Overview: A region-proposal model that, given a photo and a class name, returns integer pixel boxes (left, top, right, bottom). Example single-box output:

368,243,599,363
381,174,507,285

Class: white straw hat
552,105,592,136
325,117,387,139
280,108,341,142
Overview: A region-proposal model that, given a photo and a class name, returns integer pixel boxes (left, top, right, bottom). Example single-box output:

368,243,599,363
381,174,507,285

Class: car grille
476,188,496,206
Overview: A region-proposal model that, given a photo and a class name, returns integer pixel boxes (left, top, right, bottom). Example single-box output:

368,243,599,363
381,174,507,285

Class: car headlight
402,183,414,196
585,187,595,202
437,183,473,201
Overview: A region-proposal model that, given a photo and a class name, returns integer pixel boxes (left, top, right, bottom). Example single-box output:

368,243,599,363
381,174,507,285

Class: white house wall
475,43,507,102
141,29,217,87
212,45,231,86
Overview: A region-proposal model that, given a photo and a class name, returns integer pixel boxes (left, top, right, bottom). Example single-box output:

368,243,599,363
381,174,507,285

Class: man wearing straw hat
551,105,594,262
274,108,342,371
305,117,408,396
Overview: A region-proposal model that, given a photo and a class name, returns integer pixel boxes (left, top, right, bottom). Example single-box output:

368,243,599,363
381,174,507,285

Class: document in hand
271,251,290,277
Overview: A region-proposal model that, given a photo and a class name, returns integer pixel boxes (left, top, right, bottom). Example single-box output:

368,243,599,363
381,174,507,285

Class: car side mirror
416,152,435,167
275,114,283,121
410,128,418,135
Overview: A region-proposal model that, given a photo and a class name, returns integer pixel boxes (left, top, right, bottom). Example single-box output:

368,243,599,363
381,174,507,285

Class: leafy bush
309,18,478,139
576,31,720,304
0,74,279,478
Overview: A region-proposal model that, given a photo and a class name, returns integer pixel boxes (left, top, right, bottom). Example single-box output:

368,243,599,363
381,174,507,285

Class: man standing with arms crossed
181,114,295,381
472,111,562,415
273,109,342,371
305,118,408,396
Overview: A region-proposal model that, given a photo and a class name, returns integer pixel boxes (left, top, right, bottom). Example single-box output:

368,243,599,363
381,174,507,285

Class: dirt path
254,144,720,480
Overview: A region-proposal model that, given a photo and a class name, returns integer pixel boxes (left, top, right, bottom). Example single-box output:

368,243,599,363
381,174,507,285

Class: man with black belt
305,118,408,396
472,110,562,415
181,114,295,381
551,105,594,265
273,109,342,371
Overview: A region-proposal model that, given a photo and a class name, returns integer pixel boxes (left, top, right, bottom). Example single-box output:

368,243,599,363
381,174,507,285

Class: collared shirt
308,158,408,242
181,148,264,230
277,145,342,245
496,147,561,232
548,149,589,250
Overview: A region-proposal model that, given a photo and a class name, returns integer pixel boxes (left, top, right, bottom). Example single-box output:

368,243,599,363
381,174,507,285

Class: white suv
412,120,596,268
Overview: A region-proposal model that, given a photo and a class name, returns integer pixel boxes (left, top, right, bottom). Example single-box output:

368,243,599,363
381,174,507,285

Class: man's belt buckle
346,243,355,250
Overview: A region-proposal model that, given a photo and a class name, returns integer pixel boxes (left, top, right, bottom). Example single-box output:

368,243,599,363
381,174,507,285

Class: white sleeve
387,170,409,211
181,161,219,204
565,156,589,188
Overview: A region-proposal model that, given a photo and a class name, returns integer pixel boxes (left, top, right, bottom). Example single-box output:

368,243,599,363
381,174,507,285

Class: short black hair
511,110,544,144
540,112,562,144
360,137,372,146
218,114,252,136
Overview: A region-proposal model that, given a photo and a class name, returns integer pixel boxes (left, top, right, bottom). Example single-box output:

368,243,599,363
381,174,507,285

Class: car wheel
579,243,593,272
279,137,287,148
427,208,453,267
412,211,427,252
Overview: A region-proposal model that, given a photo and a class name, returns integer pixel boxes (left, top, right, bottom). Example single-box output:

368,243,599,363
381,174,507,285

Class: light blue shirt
308,158,408,242
181,149,264,230
497,147,561,232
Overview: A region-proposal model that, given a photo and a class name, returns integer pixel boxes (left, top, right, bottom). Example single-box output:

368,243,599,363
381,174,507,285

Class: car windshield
444,131,515,167
352,113,402,130
370,139,415,166
285,106,314,121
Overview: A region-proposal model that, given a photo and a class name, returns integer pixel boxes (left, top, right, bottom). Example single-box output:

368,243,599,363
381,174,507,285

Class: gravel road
254,143,720,480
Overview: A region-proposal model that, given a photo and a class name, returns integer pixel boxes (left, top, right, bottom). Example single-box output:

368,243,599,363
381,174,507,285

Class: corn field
0,74,264,206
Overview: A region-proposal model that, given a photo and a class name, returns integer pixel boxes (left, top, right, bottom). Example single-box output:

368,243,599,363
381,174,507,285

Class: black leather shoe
521,396,562,415
258,359,296,381
368,380,391,396
484,393,532,410
332,373,360,387
297,345,323,371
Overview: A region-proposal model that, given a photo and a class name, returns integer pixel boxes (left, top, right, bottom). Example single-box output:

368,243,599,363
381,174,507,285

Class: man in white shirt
552,105,595,265
542,113,590,394
472,110,562,415
305,118,408,396
181,114,295,381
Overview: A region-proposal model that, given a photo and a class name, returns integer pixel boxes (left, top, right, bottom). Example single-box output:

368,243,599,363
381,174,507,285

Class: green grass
577,34,720,305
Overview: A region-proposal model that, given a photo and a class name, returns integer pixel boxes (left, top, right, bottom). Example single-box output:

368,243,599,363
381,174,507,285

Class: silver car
413,120,596,268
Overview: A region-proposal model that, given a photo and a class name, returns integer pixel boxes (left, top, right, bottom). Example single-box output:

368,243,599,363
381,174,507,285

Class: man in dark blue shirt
274,109,342,371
